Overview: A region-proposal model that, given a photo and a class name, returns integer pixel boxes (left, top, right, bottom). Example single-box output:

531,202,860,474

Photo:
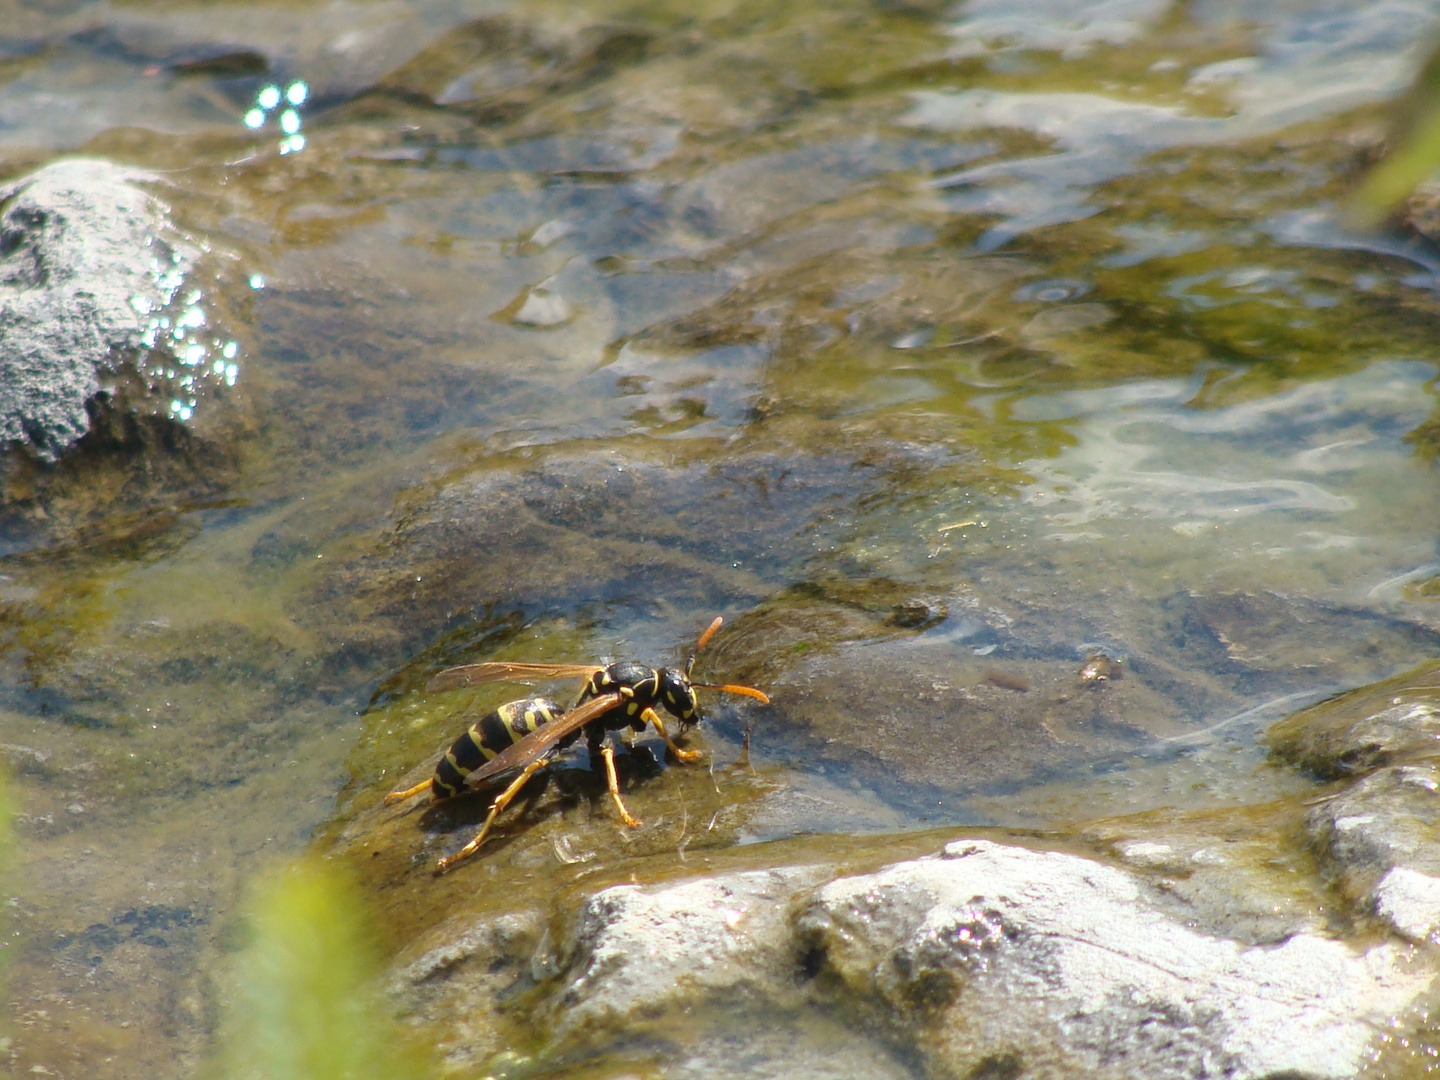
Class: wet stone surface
7,0,1440,1076
1266,661,1440,945
364,831,1432,1080
799,839,1427,1080
0,158,249,530
1269,659,1440,780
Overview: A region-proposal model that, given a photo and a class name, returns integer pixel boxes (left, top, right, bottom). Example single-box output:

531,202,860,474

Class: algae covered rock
1268,657,1440,779
1306,763,1440,940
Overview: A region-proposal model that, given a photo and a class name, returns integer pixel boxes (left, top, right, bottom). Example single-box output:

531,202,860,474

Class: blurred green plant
214,857,430,1080
0,764,12,899
0,766,12,1061
1353,42,1440,221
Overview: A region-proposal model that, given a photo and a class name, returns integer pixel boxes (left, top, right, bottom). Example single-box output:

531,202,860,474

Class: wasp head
656,666,699,727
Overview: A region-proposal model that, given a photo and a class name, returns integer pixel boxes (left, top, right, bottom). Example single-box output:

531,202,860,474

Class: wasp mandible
385,616,769,872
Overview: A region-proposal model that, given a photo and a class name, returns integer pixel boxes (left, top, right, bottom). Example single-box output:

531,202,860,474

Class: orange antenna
696,616,724,652
693,682,770,705
685,616,769,703
685,616,726,679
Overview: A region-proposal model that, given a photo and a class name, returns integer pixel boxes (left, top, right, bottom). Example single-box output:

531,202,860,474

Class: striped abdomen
431,697,563,798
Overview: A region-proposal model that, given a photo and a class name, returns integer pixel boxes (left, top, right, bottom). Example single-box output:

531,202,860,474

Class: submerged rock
1268,658,1440,779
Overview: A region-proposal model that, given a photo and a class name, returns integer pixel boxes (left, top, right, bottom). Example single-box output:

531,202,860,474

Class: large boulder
383,835,1430,1079
800,839,1423,1080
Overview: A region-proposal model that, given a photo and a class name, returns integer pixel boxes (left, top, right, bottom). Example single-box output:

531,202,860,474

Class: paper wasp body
385,617,768,872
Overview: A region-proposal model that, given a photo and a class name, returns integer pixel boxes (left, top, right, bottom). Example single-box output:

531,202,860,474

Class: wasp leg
599,744,642,828
642,707,704,764
435,758,547,872
386,778,433,804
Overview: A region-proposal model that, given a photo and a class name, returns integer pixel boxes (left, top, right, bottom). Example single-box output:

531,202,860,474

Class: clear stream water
4,0,1440,1075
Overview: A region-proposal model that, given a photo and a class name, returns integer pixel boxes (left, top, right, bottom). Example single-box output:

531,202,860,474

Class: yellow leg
386,778,433,804
600,745,642,828
436,758,547,872
643,707,703,763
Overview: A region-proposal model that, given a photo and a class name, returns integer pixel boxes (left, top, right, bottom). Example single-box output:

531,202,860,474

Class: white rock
799,839,1429,1080
1374,866,1440,942
546,865,829,1035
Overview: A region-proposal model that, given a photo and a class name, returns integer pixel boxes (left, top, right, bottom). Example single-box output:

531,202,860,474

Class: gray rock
1267,662,1440,939
1306,763,1440,939
395,909,545,988
0,158,230,462
796,840,1425,1080
391,909,548,1072
1373,865,1440,942
470,838,1428,1079
542,865,830,1036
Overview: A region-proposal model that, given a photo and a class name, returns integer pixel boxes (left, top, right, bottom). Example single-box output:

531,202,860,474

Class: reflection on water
3,0,1440,1074
243,80,309,156
136,276,243,422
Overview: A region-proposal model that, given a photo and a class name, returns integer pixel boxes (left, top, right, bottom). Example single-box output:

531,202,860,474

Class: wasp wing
462,692,623,788
427,661,604,693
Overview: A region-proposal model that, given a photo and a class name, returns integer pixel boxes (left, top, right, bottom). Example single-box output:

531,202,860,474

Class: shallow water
3,0,1440,1075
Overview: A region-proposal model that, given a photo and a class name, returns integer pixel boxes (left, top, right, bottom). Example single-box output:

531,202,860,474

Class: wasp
385,616,769,871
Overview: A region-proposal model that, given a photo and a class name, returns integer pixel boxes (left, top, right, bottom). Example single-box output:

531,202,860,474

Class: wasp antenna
696,616,724,653
693,682,770,705
685,615,726,678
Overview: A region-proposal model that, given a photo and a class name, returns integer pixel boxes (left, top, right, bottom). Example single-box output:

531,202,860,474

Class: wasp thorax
599,660,655,690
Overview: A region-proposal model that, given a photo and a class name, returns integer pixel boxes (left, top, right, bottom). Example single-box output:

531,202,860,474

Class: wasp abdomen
431,697,562,798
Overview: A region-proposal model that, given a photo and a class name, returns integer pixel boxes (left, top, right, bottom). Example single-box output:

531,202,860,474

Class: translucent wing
427,661,604,693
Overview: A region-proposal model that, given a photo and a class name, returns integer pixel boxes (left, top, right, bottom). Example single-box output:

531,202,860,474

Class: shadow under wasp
385,616,770,872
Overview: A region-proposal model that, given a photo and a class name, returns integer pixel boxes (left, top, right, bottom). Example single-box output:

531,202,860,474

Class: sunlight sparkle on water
245,82,310,155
